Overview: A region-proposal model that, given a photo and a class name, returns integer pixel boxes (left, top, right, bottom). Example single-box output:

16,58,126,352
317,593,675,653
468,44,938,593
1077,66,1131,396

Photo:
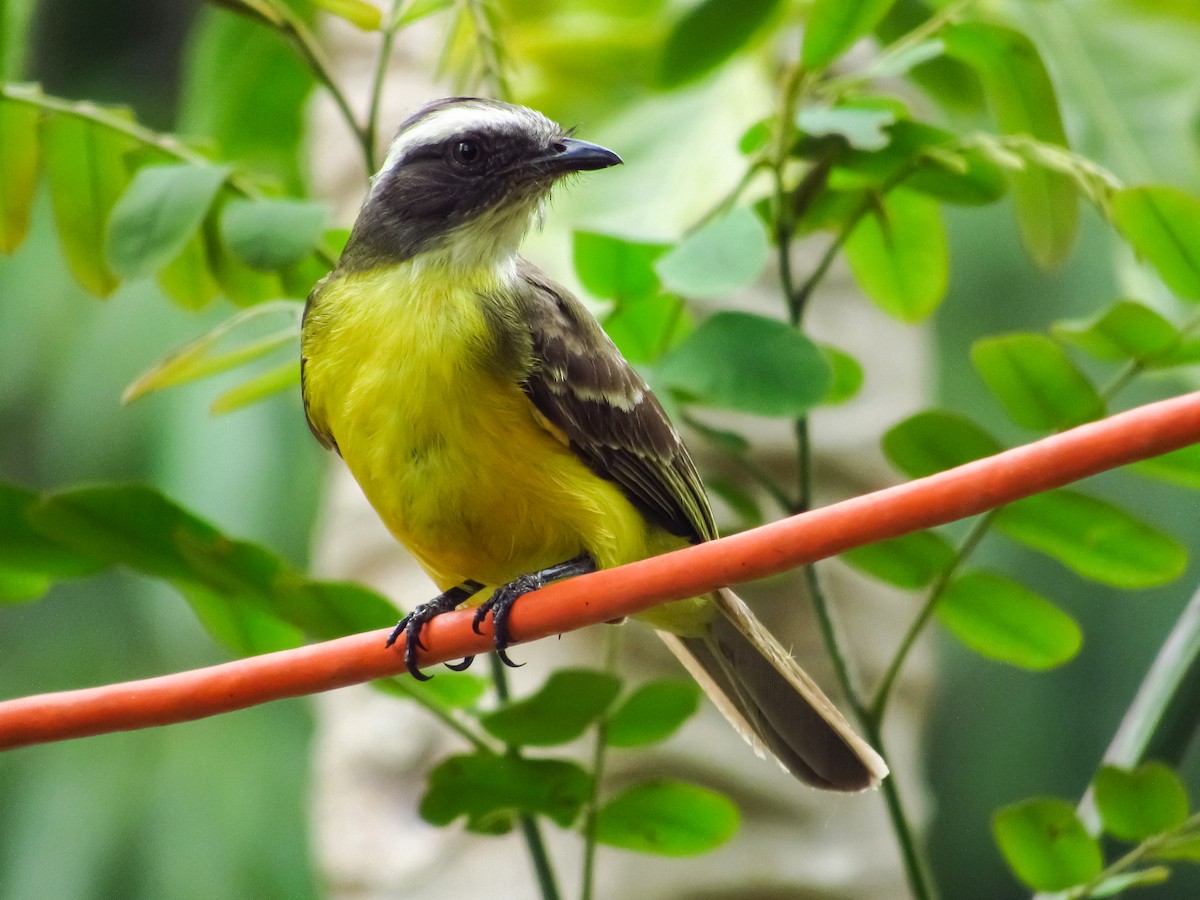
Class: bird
300,97,888,791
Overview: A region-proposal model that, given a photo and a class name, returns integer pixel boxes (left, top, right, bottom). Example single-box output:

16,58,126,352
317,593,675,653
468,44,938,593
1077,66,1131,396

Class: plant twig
869,512,994,723
364,0,405,172
268,0,374,176
580,628,622,900
489,655,562,900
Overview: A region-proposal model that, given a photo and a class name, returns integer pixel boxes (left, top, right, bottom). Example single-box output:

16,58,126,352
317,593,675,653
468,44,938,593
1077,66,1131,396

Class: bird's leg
386,580,485,680
472,554,597,669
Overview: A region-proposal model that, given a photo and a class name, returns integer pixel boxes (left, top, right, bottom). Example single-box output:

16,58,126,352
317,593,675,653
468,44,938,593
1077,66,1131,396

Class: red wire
2,390,1198,750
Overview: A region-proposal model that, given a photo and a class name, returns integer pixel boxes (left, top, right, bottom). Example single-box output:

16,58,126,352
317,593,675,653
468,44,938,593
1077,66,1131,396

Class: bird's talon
496,647,522,669
444,656,475,672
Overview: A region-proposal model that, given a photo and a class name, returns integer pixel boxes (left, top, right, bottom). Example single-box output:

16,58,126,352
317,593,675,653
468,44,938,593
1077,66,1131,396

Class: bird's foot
472,554,597,669
386,580,484,680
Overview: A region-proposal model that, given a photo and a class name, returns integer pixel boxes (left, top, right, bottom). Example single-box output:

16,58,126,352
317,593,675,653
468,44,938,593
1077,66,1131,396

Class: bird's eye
451,139,483,168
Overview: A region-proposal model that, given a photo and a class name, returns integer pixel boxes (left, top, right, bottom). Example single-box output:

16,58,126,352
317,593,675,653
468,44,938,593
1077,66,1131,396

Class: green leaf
220,198,327,271
179,6,315,193
0,99,39,253
157,228,222,310
606,680,702,747
276,579,399,642
657,311,831,417
970,333,1104,431
707,476,764,527
1112,185,1200,301
396,0,453,26
738,119,771,155
994,490,1187,589
818,344,863,405
1156,335,1200,368
0,483,105,594
943,23,1077,269
1088,868,1170,898
420,753,591,833
480,669,621,747
595,780,739,856
105,163,230,280
603,293,691,365
937,571,1082,669
0,484,104,577
802,0,895,69
0,569,51,604
659,0,783,88
211,362,300,414
314,0,382,30
42,112,131,296
798,105,896,151
681,415,751,455
993,798,1103,891
1132,444,1200,490
831,119,1006,206
882,410,1003,478
208,0,282,25
203,208,284,306
378,670,490,709
844,188,948,322
1152,833,1200,863
1094,763,1189,842
842,531,956,590
657,207,769,299
24,486,396,650
123,301,300,403
1053,300,1180,363
574,231,669,302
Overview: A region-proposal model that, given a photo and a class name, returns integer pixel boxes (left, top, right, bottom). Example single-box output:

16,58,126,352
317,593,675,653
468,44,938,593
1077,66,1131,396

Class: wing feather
512,260,715,544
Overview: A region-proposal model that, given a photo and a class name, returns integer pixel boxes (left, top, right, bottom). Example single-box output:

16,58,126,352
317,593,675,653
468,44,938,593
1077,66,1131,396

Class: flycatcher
301,97,887,791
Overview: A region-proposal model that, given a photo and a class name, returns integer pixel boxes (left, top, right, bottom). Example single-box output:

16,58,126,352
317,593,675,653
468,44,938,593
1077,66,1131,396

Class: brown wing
513,259,716,544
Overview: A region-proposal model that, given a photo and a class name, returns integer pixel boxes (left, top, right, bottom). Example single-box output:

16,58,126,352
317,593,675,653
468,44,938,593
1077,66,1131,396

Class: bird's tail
657,588,889,792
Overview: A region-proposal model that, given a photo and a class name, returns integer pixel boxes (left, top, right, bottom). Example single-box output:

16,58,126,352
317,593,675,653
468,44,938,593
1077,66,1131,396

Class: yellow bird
301,97,887,791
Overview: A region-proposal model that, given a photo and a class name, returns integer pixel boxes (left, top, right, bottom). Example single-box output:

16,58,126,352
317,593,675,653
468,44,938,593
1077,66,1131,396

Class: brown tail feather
657,588,888,792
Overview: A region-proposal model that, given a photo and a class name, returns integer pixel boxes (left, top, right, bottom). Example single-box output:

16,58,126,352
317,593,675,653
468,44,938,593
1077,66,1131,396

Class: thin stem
734,451,796,516
385,679,496,753
873,737,939,900
688,161,769,235
804,558,937,900
869,512,995,722
364,0,405,172
803,565,868,725
1065,811,1200,899
462,0,510,100
489,655,562,900
269,1,373,176
821,0,976,98
580,629,622,900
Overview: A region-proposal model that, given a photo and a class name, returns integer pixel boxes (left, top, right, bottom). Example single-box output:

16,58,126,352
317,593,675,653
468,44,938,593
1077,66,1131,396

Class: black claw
470,554,598,670
471,603,490,636
444,656,475,672
495,647,523,670
386,582,484,679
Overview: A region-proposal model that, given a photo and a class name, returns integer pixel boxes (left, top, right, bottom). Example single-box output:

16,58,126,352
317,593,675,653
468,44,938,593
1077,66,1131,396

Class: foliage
3,0,1200,898
994,763,1200,897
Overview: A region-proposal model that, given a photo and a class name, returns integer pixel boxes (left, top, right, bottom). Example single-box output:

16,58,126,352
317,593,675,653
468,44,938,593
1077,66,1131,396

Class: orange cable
2,390,1199,750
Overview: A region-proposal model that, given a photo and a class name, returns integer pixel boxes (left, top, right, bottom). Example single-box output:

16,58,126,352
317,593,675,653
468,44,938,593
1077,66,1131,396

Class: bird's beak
538,138,623,174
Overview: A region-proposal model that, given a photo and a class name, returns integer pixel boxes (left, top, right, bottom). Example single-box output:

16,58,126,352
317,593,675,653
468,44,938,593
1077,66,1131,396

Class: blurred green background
2,1,1199,898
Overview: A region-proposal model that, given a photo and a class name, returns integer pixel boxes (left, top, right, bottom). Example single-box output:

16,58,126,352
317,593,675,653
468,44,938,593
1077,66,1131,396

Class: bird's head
340,97,622,273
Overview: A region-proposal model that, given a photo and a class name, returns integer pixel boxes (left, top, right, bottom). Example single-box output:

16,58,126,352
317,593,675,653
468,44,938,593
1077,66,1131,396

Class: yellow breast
300,263,655,592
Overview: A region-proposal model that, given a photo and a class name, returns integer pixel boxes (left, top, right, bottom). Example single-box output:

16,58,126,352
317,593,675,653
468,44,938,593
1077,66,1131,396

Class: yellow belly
302,265,662,593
